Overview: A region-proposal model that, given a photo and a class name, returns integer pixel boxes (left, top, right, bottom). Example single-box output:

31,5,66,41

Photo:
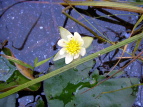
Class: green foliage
0,31,142,98
0,94,16,107
0,70,41,91
0,1,143,106
61,1,143,13
36,97,45,107
0,56,16,82
2,48,52,69
0,48,41,92
44,59,139,107
34,57,52,68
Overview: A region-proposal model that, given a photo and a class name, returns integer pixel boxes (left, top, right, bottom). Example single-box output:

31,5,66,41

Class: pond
0,0,143,107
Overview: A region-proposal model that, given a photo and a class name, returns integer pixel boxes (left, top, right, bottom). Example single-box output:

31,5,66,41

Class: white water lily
53,27,93,64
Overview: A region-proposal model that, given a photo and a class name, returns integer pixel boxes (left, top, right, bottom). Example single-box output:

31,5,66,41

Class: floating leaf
0,94,16,107
44,59,139,107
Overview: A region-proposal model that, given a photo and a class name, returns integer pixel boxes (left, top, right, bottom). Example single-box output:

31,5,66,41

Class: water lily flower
53,27,93,64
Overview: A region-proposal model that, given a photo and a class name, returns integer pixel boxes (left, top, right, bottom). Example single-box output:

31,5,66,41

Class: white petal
82,37,93,48
53,50,65,61
57,39,67,47
74,32,84,46
59,26,72,40
74,54,79,59
71,56,81,64
74,32,81,40
59,48,66,55
73,55,81,62
79,39,84,46
65,54,73,64
80,48,86,56
67,35,74,40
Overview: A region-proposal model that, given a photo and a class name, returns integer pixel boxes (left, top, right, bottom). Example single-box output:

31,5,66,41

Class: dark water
0,0,143,106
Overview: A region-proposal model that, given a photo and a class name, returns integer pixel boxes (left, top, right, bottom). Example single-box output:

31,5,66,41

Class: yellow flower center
65,39,81,55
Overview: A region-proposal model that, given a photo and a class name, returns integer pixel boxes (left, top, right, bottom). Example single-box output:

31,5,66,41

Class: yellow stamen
65,39,81,55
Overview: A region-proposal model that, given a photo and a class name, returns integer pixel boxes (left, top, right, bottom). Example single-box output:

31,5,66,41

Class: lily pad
0,93,16,107
44,59,139,107
0,56,16,82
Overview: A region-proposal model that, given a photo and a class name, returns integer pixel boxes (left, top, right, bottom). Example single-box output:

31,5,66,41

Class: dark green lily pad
44,59,139,107
0,93,16,107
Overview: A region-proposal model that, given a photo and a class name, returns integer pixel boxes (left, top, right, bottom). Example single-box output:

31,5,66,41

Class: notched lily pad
44,59,139,107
